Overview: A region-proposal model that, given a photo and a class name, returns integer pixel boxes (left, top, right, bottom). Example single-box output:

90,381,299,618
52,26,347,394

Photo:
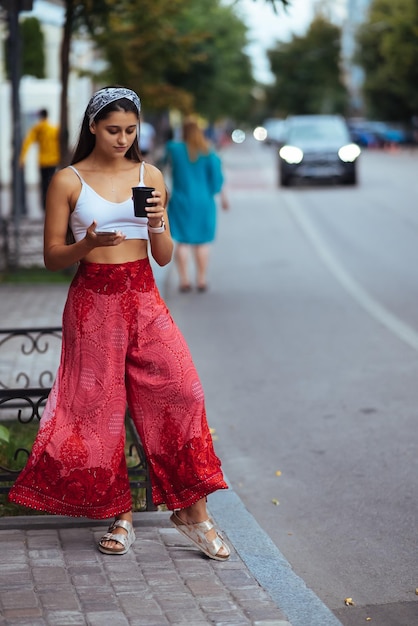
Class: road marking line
284,191,418,352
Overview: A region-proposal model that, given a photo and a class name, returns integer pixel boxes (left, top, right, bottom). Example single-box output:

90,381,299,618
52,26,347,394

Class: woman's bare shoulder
143,161,164,182
53,165,81,186
48,166,82,206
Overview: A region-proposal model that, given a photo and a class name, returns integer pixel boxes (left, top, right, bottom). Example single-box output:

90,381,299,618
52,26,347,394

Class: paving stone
2,608,43,619
118,595,163,617
229,586,273,602
67,565,103,576
85,611,130,626
0,589,38,609
164,622,210,626
143,575,185,589
26,535,61,549
44,611,87,625
32,565,69,585
216,569,257,588
70,573,108,586
156,595,199,610
3,620,46,626
104,560,144,575
164,608,213,623
243,604,292,621
213,621,250,626
0,571,33,589
37,590,80,611
0,551,27,564
111,581,150,594
184,577,224,596
170,560,213,575
63,550,100,564
128,618,169,626
76,587,119,611
0,530,25,540
253,621,293,626
27,548,64,560
198,597,240,612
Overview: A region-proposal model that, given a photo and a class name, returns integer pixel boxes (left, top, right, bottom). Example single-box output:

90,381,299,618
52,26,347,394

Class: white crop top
68,163,149,242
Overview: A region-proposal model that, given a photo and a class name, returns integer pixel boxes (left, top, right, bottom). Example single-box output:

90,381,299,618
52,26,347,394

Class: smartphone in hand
95,229,117,236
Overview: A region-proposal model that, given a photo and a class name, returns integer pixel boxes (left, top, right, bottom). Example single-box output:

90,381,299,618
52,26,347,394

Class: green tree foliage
58,0,115,163
56,0,289,158
252,0,291,9
89,0,253,122
265,15,348,116
163,1,254,121
21,17,45,78
356,0,418,121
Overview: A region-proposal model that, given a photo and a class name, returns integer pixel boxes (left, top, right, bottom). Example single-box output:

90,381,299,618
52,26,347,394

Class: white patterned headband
86,87,141,126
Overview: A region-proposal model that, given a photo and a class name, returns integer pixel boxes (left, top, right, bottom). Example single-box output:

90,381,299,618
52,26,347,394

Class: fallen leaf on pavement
275,470,282,476
344,597,355,606
271,498,280,505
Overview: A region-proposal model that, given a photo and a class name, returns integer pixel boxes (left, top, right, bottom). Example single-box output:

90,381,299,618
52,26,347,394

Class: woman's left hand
146,190,165,228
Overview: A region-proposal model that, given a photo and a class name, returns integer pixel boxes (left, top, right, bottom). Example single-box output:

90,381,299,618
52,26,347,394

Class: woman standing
8,87,230,561
166,119,229,292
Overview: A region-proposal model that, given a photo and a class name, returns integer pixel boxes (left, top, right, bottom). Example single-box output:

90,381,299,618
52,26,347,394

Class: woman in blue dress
166,120,229,292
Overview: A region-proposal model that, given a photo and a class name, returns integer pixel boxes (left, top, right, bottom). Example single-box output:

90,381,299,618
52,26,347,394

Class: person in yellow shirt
20,108,60,211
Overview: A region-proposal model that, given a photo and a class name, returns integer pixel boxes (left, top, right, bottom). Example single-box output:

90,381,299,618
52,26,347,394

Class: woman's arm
43,168,125,271
220,188,230,211
144,165,174,267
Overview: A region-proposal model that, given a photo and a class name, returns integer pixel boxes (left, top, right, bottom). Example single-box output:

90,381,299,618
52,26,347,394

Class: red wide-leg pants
9,259,227,518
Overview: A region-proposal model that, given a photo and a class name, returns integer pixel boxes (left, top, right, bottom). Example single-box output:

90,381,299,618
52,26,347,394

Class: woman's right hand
86,222,126,247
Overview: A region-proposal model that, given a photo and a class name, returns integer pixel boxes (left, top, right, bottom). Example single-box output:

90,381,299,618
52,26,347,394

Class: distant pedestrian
166,118,229,292
139,117,156,159
19,108,60,211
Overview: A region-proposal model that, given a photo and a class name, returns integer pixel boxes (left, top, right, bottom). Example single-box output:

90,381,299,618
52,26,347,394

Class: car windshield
288,119,350,143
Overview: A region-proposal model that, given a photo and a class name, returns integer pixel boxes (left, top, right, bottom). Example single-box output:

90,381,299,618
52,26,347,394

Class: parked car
262,118,286,145
348,119,409,148
278,115,361,187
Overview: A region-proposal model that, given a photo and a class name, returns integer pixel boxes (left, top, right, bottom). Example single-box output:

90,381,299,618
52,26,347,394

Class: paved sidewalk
0,281,344,626
0,511,291,626
0,284,291,626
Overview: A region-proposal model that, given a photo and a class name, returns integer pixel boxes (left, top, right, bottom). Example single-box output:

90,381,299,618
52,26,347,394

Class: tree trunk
59,0,73,167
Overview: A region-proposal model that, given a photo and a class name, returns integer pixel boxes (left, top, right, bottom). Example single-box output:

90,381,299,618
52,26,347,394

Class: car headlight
338,143,361,162
279,145,304,164
231,129,246,144
253,126,268,141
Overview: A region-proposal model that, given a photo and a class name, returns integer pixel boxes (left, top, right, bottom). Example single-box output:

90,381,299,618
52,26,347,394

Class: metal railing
0,326,155,510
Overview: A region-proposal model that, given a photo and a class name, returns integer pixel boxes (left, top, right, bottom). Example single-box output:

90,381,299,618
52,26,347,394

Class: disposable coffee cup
132,186,155,218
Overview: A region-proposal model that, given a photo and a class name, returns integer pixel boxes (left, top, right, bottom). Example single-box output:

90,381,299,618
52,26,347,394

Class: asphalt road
166,139,418,625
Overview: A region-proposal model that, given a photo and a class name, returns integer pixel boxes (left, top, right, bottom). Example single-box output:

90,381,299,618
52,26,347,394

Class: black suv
278,115,360,187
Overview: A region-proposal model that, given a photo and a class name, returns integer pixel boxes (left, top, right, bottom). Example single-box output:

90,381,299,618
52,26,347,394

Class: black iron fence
0,326,155,510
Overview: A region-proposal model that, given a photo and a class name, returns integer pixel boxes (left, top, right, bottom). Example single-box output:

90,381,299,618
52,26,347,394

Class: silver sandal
170,511,230,561
98,519,136,555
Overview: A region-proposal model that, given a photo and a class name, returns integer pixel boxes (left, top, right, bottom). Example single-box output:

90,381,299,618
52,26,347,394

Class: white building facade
0,0,96,189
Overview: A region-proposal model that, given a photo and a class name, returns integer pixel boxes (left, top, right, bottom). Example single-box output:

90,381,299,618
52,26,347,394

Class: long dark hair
71,97,141,164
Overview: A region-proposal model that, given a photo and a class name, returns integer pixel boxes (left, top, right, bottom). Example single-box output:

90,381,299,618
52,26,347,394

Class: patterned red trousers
9,259,227,519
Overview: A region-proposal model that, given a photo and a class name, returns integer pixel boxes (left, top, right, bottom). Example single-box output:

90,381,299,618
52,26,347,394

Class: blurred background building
0,0,94,189
0,0,375,191
341,0,372,113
